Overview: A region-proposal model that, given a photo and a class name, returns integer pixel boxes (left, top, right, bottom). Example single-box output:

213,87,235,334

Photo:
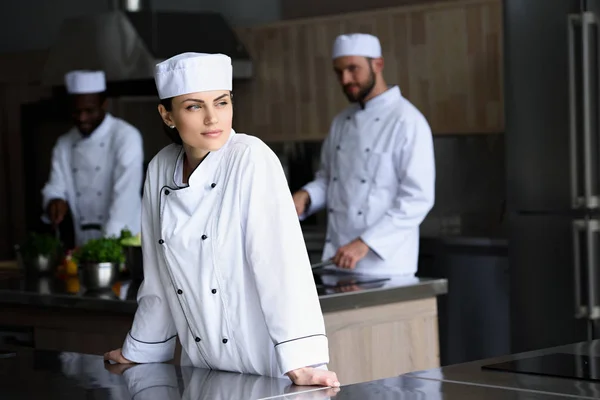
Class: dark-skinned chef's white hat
64,70,106,94
154,52,232,99
332,33,382,59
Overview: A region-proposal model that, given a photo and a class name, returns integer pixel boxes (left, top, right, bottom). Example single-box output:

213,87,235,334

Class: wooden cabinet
234,0,503,141
282,0,457,20
325,297,440,384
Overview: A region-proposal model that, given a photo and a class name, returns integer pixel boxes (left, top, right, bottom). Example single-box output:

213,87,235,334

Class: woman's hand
286,367,340,387
104,361,136,375
104,348,134,365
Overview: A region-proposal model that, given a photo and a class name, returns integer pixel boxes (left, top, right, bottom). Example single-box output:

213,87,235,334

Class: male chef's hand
47,198,68,226
104,348,134,366
292,190,311,216
333,238,369,269
287,367,340,388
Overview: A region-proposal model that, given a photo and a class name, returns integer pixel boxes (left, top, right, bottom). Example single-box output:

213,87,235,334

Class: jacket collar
74,113,114,142
362,85,402,111
171,129,236,187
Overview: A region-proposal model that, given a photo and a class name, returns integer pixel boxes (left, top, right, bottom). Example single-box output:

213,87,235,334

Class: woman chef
104,53,339,388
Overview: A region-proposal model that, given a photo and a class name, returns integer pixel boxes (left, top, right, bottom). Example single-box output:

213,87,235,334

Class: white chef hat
154,52,232,99
64,70,106,94
332,33,382,59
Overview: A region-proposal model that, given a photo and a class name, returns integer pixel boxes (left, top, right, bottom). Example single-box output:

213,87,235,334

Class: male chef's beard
343,69,376,104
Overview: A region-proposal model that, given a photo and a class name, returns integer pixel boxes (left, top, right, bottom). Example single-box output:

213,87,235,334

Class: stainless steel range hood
42,6,253,93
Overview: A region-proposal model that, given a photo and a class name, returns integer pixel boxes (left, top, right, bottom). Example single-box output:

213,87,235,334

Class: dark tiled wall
270,133,506,238
425,134,505,237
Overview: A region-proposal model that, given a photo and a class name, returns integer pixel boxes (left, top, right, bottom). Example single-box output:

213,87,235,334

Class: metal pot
26,254,57,273
78,262,120,291
15,245,59,275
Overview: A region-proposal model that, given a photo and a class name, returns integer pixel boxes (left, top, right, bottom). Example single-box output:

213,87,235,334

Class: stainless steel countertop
317,275,447,313
3,346,589,399
0,273,447,314
406,340,600,399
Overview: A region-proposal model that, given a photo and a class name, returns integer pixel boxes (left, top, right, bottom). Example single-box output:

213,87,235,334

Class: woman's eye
217,101,229,107
186,104,201,110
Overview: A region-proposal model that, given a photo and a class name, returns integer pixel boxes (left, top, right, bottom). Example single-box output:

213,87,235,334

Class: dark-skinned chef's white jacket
121,130,329,377
41,113,143,245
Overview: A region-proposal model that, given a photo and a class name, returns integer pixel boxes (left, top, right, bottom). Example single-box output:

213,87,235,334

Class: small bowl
20,254,60,275
78,262,120,292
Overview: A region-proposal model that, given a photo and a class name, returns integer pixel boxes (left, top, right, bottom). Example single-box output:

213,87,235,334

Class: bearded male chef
293,33,435,277
41,70,144,246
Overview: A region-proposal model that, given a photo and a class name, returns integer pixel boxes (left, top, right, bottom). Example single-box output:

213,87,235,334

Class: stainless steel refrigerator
506,0,600,353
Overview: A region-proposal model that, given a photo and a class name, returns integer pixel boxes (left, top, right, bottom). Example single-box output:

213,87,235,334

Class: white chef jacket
302,86,435,277
121,130,329,378
41,113,144,246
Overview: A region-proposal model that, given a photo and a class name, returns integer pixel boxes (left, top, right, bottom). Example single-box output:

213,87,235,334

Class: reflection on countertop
1,346,337,399
2,345,593,399
0,269,447,314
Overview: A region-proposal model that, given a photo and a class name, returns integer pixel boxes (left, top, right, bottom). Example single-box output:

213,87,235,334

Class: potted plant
72,237,125,291
17,232,62,274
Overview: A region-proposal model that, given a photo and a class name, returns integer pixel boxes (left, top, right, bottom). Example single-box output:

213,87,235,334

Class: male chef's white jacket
121,130,329,378
41,113,144,246
302,86,435,277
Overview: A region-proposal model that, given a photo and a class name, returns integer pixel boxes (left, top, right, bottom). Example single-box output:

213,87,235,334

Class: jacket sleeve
361,118,436,260
122,170,177,363
300,126,334,219
241,143,330,375
104,126,144,237
41,138,69,212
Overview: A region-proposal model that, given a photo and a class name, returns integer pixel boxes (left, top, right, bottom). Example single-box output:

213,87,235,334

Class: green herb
119,229,133,241
73,237,125,264
20,232,61,259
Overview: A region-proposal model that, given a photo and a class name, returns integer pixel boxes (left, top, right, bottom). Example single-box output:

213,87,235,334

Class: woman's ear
157,104,175,127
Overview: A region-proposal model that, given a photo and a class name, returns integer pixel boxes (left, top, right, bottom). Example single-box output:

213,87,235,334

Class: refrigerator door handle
587,219,600,320
569,12,600,208
581,12,598,209
573,219,587,319
568,14,580,208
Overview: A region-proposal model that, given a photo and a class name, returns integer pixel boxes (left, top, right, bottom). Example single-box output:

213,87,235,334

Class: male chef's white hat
154,52,232,99
64,70,106,94
332,33,382,59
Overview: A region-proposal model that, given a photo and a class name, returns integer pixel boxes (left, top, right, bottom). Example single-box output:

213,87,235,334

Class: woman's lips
202,130,223,138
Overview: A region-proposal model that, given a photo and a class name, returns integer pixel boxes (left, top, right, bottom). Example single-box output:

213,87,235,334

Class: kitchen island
0,267,447,385
4,342,600,399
